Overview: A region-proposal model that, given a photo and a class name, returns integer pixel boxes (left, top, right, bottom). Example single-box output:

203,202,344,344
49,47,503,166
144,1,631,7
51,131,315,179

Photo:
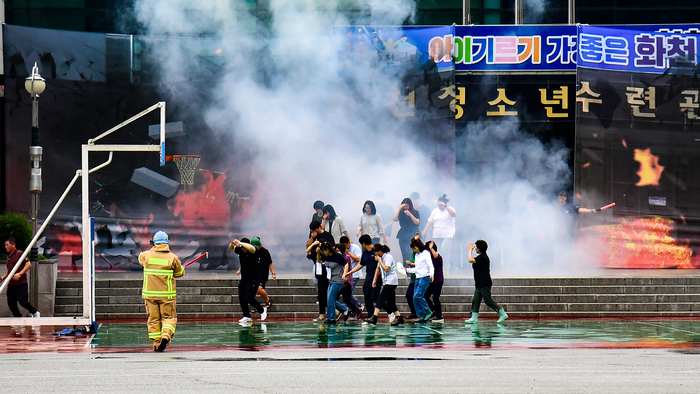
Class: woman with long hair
322,204,351,244
422,194,456,272
405,237,434,323
364,244,404,326
357,200,387,244
393,197,420,265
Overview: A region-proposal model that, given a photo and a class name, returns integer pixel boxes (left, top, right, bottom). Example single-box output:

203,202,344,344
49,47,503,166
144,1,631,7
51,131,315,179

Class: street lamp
25,62,46,307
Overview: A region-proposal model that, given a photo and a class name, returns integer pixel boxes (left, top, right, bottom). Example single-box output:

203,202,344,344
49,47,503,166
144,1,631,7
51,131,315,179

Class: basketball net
173,156,200,191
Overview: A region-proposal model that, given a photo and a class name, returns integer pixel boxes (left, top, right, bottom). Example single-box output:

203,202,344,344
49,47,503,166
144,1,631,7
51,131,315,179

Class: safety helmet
153,231,169,245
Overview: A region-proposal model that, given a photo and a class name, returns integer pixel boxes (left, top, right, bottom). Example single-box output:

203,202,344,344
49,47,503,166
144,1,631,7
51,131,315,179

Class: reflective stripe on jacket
138,243,184,300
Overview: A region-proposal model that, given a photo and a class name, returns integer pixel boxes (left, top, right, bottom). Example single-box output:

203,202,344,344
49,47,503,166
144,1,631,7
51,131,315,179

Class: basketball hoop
166,155,200,190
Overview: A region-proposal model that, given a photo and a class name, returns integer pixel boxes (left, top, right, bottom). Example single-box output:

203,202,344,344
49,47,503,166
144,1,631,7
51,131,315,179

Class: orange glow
622,139,627,148
168,170,231,228
634,149,664,186
583,163,590,168
578,217,698,269
575,193,582,199
215,48,222,54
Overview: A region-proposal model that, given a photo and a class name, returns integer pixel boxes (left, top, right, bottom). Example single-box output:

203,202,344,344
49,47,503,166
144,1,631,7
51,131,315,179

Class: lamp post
25,62,46,307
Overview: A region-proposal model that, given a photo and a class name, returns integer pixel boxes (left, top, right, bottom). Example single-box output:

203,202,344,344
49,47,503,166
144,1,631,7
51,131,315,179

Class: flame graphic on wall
578,217,698,269
634,149,664,186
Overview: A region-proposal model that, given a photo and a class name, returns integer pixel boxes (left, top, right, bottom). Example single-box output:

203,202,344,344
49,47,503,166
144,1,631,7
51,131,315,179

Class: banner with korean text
575,25,700,268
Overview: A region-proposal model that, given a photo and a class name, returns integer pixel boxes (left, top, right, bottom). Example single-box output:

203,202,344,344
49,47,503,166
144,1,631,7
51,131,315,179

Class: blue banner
454,25,577,72
577,25,699,74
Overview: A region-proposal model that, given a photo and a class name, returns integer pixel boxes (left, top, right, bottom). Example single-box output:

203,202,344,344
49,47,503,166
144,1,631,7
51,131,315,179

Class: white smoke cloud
132,0,601,275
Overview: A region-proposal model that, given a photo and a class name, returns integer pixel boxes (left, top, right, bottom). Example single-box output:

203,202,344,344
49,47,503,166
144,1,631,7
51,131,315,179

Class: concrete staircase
55,275,700,320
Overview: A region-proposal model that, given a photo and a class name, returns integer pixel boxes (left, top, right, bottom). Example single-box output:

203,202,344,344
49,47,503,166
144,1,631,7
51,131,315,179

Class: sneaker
260,307,268,321
238,316,252,323
156,337,169,352
343,309,350,322
363,315,378,325
32,311,40,318
388,312,396,323
324,318,337,324
432,317,445,323
312,316,324,322
391,316,405,326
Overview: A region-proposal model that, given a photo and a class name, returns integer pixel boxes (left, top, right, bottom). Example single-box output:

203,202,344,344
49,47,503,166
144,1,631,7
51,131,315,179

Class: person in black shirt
558,191,597,237
465,239,508,324
230,238,267,324
307,220,335,322
393,197,420,264
251,237,276,308
343,234,380,319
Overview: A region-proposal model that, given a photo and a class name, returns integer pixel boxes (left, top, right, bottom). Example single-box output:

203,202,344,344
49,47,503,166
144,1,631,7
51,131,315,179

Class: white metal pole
81,145,91,320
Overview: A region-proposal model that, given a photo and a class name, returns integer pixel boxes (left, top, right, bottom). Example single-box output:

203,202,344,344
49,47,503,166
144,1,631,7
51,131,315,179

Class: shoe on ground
391,316,405,326
32,311,40,318
312,316,325,322
388,312,396,323
261,307,268,321
406,314,419,320
343,309,350,322
156,337,169,352
424,310,434,321
324,318,337,324
432,316,445,323
465,312,479,324
239,316,252,323
497,308,509,323
363,315,378,325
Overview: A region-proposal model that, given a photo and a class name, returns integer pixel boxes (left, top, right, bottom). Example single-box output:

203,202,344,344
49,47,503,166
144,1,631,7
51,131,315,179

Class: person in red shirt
2,237,39,317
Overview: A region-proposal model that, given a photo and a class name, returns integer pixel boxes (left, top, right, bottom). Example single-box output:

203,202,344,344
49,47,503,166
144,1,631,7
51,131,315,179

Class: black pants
425,282,444,318
316,275,329,315
470,286,501,313
238,280,263,318
7,283,37,317
362,279,381,319
376,284,398,314
341,284,361,310
405,282,417,316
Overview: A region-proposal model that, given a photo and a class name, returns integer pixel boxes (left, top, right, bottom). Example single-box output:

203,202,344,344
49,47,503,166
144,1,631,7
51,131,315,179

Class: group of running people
231,195,508,325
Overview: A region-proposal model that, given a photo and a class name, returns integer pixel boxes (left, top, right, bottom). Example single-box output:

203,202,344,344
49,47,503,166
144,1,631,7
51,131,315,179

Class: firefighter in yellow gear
139,231,184,352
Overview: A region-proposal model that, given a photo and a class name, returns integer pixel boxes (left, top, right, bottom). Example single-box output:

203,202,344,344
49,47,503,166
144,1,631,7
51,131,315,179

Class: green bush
0,212,32,260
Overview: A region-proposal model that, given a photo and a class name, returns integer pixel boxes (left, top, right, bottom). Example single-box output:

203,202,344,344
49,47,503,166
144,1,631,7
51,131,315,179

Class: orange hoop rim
164,155,201,163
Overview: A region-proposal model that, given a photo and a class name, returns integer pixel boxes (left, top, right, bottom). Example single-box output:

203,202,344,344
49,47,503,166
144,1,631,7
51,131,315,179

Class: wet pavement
2,318,700,353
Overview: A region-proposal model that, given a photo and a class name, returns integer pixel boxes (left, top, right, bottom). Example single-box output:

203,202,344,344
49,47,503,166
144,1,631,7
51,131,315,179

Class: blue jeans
413,276,431,316
327,283,348,320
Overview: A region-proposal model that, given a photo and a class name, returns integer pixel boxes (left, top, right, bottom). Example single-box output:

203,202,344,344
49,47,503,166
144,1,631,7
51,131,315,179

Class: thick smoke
132,0,599,275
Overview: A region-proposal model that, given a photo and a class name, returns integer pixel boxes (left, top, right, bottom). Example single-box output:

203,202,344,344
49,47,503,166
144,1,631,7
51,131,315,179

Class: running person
424,240,444,322
251,237,276,308
364,244,404,326
320,242,350,323
465,239,508,324
231,238,267,324
339,243,363,318
405,238,434,323
307,220,334,321
343,234,380,319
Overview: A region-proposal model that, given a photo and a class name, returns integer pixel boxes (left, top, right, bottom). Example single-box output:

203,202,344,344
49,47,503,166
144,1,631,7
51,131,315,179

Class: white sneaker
238,316,252,323
32,311,40,318
388,312,396,323
261,307,268,321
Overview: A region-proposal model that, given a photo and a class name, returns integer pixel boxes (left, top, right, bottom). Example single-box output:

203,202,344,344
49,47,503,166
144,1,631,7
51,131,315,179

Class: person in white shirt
364,244,404,326
422,194,456,272
405,238,434,322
